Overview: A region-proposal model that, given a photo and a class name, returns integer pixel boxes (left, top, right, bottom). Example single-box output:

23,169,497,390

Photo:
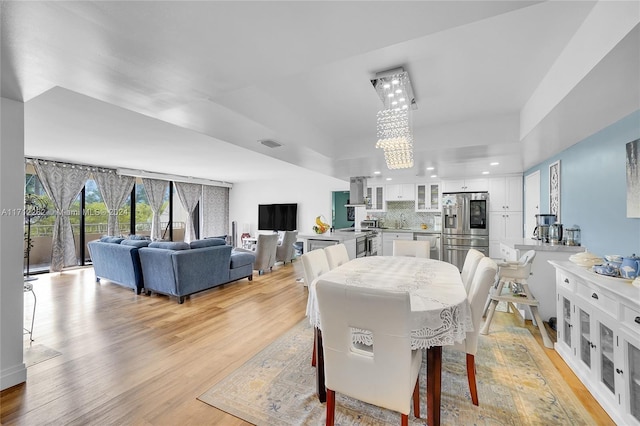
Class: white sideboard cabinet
551,260,640,426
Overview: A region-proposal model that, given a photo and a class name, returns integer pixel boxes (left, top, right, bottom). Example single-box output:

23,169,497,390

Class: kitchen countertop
298,230,370,241
378,228,442,234
502,238,586,253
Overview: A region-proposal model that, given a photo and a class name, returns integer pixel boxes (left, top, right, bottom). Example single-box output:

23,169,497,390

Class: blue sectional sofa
87,236,149,294
138,239,255,304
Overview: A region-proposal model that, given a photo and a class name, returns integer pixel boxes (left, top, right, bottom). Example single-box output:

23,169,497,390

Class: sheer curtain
142,178,169,240
201,185,229,238
34,160,91,272
175,182,202,243
93,170,135,237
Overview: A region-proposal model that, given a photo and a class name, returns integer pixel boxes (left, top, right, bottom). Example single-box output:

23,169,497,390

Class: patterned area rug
198,320,592,425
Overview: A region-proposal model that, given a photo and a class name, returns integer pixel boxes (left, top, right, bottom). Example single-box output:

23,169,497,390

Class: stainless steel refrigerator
442,192,489,271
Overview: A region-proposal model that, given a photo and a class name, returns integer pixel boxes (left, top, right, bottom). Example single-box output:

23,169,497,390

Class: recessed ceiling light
490,162,499,166
426,167,434,171
386,177,392,181
383,83,390,89
430,174,437,178
374,171,381,175
482,171,490,175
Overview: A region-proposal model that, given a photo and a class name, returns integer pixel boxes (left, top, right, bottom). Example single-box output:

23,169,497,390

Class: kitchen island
298,229,370,259
498,239,586,324
378,228,442,259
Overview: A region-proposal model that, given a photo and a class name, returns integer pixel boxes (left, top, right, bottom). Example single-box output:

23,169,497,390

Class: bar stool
23,282,36,341
480,250,553,348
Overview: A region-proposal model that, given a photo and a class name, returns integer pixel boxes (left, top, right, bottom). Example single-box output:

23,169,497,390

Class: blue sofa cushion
206,235,227,241
100,236,125,244
230,251,255,269
148,241,190,250
127,234,151,241
121,239,151,248
190,238,226,249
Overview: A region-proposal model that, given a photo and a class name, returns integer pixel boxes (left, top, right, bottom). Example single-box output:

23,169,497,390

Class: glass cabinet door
579,308,591,368
629,340,640,422
417,185,426,210
375,187,383,210
600,323,616,394
366,187,373,210
562,296,572,347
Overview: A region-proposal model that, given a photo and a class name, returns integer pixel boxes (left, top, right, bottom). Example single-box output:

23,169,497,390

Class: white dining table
307,256,473,426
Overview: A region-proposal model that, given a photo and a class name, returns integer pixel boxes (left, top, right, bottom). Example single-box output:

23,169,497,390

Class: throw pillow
148,241,190,250
121,239,151,248
128,234,151,241
190,238,226,249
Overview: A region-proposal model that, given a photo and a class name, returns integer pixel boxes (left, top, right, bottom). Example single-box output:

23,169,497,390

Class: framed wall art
627,139,639,218
549,160,561,221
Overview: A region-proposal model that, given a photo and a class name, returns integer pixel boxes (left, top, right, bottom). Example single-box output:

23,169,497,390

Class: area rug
198,320,593,425
24,344,61,367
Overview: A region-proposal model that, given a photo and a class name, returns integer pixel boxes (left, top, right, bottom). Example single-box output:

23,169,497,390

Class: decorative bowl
569,252,603,268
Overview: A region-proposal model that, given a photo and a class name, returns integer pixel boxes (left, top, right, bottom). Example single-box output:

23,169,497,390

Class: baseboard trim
1,362,27,391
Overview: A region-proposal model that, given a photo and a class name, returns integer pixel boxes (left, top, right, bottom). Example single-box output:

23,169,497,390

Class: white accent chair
481,250,553,348
235,233,279,275
392,240,430,258
450,256,498,405
460,248,485,293
316,281,421,426
276,230,298,264
324,243,350,270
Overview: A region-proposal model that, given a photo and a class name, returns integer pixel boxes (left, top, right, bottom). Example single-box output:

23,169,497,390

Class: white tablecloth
306,256,473,349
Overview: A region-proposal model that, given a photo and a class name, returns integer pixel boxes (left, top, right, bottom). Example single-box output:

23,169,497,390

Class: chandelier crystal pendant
372,69,415,169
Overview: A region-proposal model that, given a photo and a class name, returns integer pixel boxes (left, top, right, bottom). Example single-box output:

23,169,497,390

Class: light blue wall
525,110,640,257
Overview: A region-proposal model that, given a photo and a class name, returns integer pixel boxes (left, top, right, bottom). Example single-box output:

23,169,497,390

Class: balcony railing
26,222,185,237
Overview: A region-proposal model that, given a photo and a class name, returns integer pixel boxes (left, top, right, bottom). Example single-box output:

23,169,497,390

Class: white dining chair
301,249,332,368
324,243,350,270
392,240,430,258
461,248,485,293
450,256,498,405
316,281,421,425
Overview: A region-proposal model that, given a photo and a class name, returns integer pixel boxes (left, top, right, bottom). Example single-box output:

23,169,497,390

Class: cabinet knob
564,278,569,284
616,368,623,375
591,293,598,300
589,342,596,349
635,316,640,325
568,323,573,328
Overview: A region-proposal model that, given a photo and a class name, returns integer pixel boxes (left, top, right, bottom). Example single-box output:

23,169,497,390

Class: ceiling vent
259,139,282,148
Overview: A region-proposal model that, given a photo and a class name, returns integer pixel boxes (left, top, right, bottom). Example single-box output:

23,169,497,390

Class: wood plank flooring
1,260,613,425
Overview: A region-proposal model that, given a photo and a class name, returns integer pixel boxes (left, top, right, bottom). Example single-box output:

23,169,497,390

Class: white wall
229,173,348,246
1,97,27,390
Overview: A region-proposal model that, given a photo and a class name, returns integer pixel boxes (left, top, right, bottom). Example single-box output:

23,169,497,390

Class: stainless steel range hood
345,176,368,206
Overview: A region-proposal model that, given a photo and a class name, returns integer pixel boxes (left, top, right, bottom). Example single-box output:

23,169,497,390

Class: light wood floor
2,260,613,425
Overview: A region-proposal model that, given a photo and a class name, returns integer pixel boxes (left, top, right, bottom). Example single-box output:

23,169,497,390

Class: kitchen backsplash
367,201,441,229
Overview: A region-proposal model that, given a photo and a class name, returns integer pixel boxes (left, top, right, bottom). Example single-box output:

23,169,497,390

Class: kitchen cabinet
381,231,413,256
551,261,640,426
385,183,415,201
415,182,441,212
366,186,385,212
442,178,488,193
488,176,522,212
489,211,523,258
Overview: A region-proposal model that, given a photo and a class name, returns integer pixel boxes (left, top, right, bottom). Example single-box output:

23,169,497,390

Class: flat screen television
258,203,297,231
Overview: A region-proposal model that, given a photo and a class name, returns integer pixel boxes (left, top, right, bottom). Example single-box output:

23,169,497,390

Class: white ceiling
1,1,638,185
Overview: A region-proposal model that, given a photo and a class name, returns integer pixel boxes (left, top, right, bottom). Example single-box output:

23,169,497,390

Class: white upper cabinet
442,178,489,193
366,186,385,212
385,183,415,201
415,182,441,212
488,176,523,212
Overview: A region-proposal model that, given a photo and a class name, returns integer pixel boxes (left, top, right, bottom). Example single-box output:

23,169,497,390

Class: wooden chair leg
401,413,409,426
413,378,420,418
326,389,335,426
466,353,478,406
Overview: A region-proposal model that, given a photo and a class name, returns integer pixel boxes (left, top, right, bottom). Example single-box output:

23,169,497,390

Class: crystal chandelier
372,69,416,169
